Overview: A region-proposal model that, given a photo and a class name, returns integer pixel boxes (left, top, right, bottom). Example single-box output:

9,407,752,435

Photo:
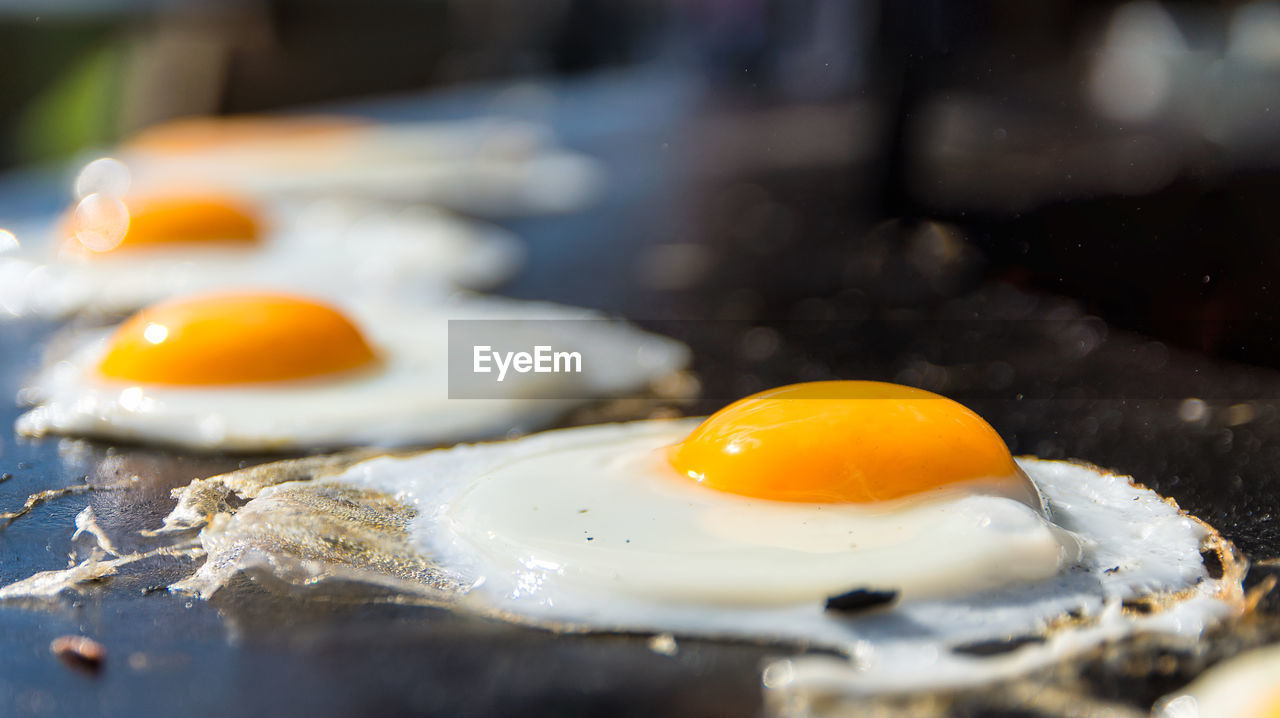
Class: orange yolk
67,194,262,255
126,115,367,154
668,381,1026,504
97,292,379,386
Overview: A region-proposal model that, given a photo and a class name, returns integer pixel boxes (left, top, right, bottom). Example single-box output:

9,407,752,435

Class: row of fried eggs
0,113,1251,711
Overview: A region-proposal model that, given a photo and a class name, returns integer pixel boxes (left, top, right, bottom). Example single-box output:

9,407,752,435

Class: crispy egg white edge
13,296,691,451
0,201,524,318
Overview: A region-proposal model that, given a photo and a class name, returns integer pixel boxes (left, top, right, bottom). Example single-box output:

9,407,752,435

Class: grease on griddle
824,588,898,613
951,634,1045,657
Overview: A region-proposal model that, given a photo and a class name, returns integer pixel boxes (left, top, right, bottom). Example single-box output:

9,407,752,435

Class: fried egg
0,190,523,318
166,381,1243,695
1157,644,1280,718
15,290,689,451
115,114,603,215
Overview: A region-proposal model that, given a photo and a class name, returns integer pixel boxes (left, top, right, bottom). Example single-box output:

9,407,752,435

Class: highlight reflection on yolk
668,381,1026,504
97,292,379,386
126,115,366,154
68,194,261,255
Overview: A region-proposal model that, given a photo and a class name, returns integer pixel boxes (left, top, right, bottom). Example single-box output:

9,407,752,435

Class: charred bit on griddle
824,588,898,613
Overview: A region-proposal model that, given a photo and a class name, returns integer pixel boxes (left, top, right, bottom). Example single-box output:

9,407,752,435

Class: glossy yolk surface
126,115,367,154
668,381,1025,504
69,194,261,255
97,292,379,386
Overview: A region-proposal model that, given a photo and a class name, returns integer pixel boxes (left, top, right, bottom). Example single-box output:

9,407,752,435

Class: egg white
14,295,689,451
438,420,1078,606
117,118,604,215
259,419,1241,695
0,200,523,319
1156,644,1280,718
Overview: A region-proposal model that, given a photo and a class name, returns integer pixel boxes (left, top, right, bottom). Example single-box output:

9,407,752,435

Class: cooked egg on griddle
0,187,522,318
115,114,603,214
124,113,543,163
1157,644,1280,718
14,289,689,451
441,381,1072,606
161,380,1243,695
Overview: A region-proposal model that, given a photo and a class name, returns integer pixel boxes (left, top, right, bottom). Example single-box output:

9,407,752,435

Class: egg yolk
126,115,366,154
97,292,379,386
1257,692,1280,718
67,194,261,255
668,381,1028,504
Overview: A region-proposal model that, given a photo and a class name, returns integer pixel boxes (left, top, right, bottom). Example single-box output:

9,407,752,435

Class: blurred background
5,0,1280,365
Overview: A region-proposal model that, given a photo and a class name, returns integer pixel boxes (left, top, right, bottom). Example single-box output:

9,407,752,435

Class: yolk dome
67,193,262,255
97,291,379,386
668,380,1034,505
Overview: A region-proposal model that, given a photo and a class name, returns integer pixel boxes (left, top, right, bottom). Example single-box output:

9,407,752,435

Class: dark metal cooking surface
1,68,1279,717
